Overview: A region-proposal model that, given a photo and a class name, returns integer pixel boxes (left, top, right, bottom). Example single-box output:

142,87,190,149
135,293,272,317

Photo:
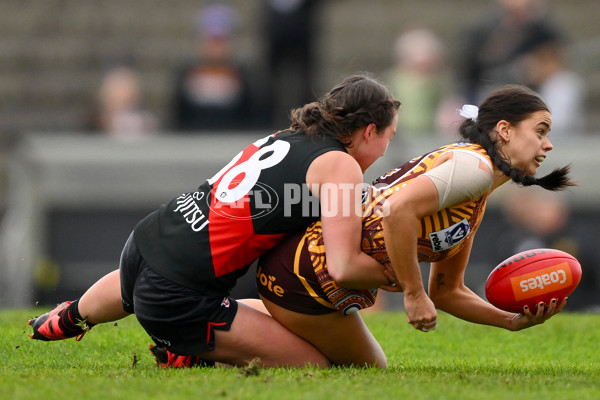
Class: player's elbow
327,263,351,286
326,257,361,287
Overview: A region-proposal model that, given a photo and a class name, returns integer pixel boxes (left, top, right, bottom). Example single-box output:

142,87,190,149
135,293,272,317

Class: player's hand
404,290,437,332
509,297,567,331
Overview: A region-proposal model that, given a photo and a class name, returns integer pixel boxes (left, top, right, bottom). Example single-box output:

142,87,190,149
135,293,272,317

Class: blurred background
0,0,598,311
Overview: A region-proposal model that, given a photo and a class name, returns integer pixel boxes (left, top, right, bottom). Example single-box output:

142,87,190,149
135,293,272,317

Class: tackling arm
306,151,392,289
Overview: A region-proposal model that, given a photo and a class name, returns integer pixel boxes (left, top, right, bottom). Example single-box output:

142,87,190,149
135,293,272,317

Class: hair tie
458,104,479,122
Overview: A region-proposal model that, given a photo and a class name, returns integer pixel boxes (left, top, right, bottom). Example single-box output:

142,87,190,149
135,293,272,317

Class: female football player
255,84,574,368
28,73,401,368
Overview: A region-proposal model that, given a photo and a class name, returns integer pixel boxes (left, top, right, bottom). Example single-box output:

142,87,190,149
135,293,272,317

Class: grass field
1,308,599,400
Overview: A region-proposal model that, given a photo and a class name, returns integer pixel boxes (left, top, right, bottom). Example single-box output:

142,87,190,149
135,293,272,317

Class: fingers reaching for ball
555,297,568,312
523,297,567,318
513,297,568,330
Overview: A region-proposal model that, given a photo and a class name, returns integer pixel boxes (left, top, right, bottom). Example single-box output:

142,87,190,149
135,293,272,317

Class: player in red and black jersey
29,74,401,368
134,130,348,297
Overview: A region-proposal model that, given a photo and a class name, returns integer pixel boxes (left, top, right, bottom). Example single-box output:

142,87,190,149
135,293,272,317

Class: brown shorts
257,231,337,315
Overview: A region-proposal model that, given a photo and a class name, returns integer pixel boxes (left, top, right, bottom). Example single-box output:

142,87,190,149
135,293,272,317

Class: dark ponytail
290,74,401,147
458,85,574,191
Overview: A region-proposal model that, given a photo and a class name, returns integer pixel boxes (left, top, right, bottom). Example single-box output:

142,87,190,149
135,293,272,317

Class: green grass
1,308,599,400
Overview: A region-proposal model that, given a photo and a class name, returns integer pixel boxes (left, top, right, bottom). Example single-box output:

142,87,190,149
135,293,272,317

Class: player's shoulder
309,150,359,176
440,142,487,155
441,142,493,170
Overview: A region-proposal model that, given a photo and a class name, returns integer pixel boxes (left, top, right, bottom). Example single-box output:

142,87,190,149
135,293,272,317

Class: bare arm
382,175,440,330
429,235,566,331
382,149,495,331
306,151,391,289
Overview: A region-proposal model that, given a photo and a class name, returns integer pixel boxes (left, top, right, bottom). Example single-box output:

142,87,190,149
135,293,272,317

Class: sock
58,299,95,335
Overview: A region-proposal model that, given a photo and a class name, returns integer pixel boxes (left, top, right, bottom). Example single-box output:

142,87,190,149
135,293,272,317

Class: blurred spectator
522,35,586,135
502,188,571,253
455,0,564,104
264,0,320,127
384,27,448,138
170,2,264,132
497,187,598,311
87,65,158,138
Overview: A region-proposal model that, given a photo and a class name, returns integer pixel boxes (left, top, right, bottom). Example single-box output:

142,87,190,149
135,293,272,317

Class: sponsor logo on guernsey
429,218,470,252
174,191,209,232
510,263,572,301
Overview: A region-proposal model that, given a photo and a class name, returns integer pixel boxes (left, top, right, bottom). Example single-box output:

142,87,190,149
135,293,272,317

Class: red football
485,248,582,313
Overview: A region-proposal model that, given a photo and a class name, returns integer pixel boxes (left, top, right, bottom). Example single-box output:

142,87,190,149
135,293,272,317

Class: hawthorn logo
510,262,572,301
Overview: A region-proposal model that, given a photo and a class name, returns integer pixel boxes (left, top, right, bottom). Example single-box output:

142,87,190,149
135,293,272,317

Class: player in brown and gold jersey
256,84,574,368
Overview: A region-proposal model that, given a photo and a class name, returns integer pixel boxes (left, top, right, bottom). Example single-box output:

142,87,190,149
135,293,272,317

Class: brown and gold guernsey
257,143,494,315
360,142,493,264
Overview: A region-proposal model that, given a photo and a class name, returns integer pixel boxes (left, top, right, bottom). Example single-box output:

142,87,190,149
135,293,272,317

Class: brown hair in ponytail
289,73,401,147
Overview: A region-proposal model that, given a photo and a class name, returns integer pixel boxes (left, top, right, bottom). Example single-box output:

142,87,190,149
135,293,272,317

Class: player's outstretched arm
429,237,517,330
429,239,568,331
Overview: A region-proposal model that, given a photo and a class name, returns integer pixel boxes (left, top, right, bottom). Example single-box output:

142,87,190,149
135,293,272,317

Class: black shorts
119,232,238,355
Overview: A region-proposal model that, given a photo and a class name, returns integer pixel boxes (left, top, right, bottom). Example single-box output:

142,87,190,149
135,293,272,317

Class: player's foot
28,301,91,341
149,345,214,368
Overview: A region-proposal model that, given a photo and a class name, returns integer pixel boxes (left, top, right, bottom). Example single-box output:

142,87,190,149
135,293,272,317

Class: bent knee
363,353,387,369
